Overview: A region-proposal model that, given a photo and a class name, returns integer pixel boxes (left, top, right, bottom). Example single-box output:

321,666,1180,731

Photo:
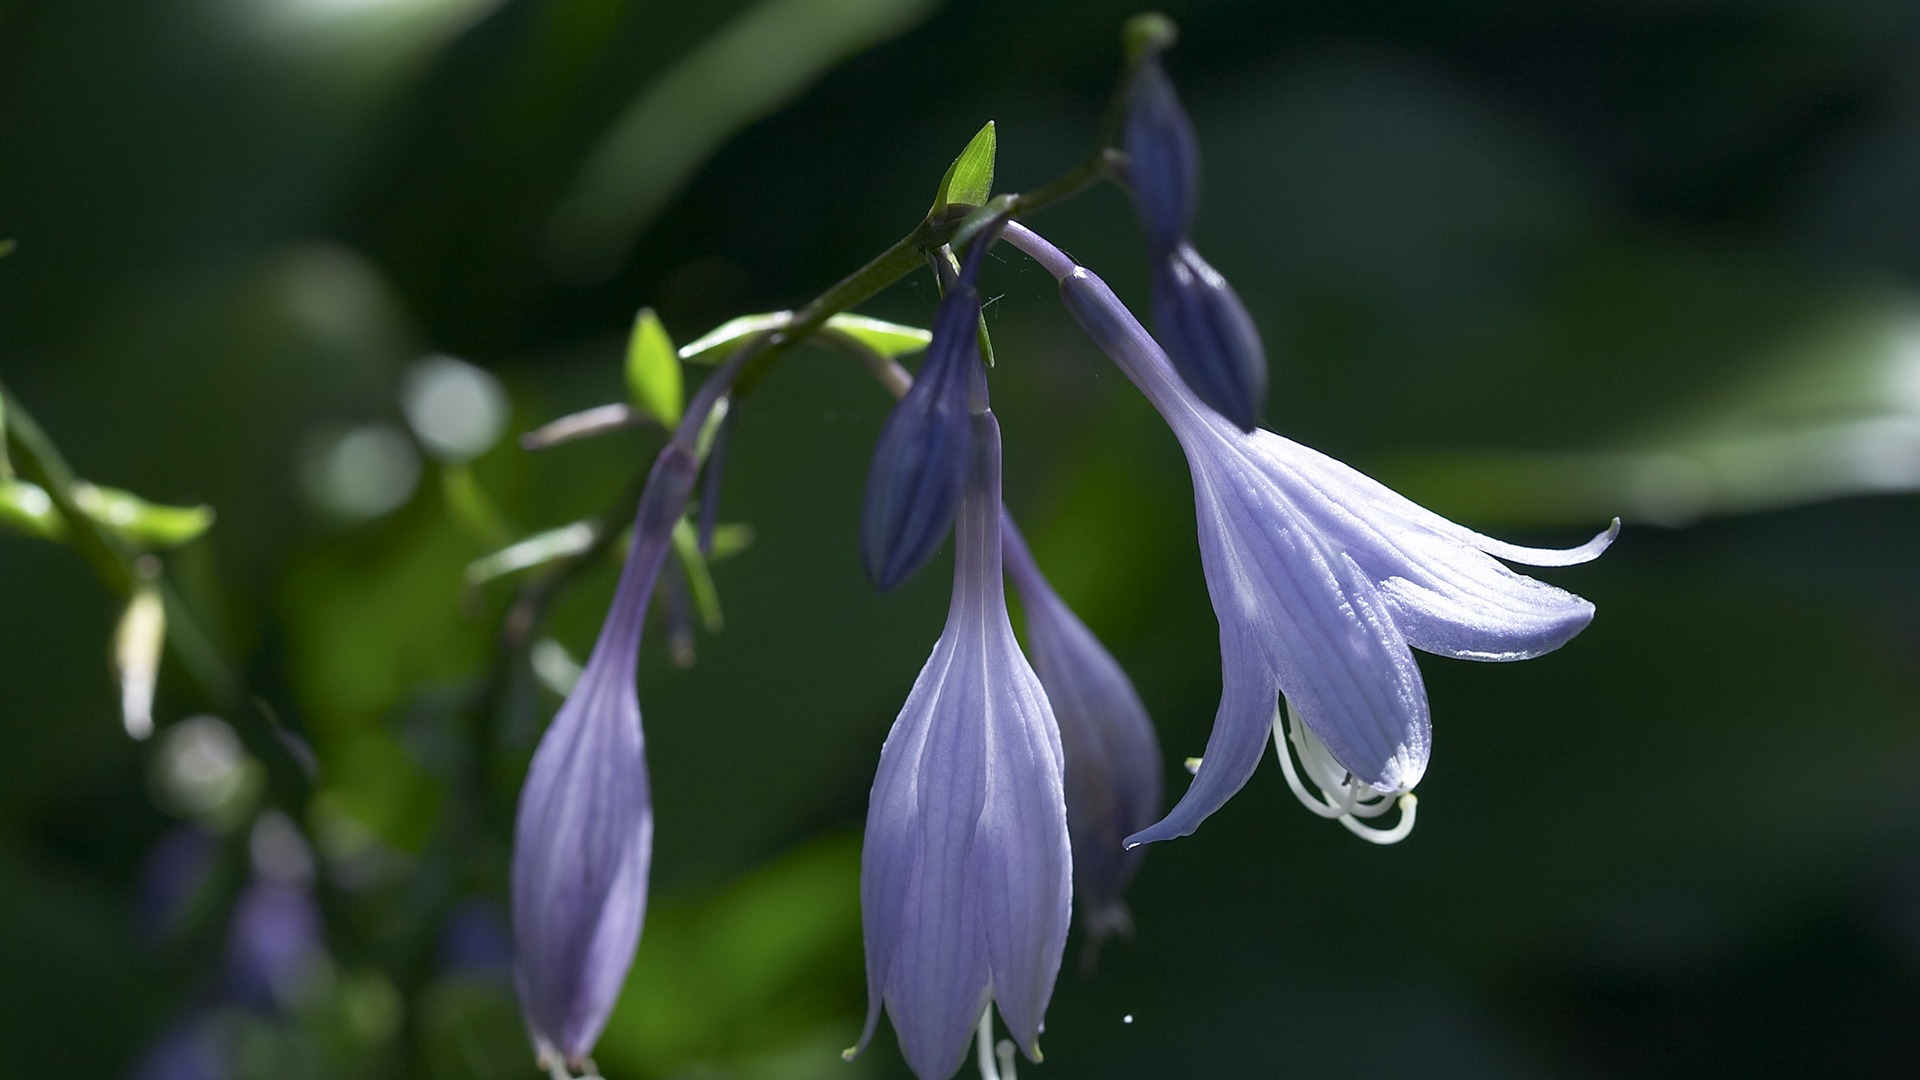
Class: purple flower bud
1001,514,1162,947
1150,240,1268,432
125,1015,228,1080
851,410,1071,1080
1123,54,1200,251
135,823,219,943
511,449,693,1070
859,281,982,592
225,879,322,1010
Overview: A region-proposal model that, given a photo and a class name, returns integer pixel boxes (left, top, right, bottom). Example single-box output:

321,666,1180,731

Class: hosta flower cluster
508,16,1612,1080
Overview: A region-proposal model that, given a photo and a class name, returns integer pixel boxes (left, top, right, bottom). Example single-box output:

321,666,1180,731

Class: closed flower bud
859,280,982,592
1150,240,1268,432
1122,54,1200,252
512,446,695,1071
1001,514,1162,946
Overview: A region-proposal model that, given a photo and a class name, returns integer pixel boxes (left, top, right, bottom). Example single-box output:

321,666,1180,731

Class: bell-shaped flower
860,272,984,592
511,446,695,1072
851,409,1072,1080
1150,240,1267,433
1002,222,1612,845
1000,513,1162,945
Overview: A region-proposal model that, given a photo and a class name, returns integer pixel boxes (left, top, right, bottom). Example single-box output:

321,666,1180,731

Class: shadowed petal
1004,516,1161,942
1126,621,1273,846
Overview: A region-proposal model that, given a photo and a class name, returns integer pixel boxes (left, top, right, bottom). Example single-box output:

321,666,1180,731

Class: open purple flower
1001,513,1161,945
1004,222,1612,845
851,409,1071,1080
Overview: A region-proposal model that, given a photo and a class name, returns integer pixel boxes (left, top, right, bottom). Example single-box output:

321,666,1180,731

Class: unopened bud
859,283,982,592
1122,55,1200,251
1150,241,1267,432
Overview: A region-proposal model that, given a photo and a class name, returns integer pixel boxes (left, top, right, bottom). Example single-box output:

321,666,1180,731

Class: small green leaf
670,517,723,633
0,479,65,539
930,121,996,214
678,312,790,364
626,308,684,426
72,483,214,548
464,520,598,586
823,313,932,357
706,522,755,562
439,464,513,547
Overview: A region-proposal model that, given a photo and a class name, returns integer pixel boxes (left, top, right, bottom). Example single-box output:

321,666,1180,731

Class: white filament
1272,702,1417,844
975,1009,1021,1080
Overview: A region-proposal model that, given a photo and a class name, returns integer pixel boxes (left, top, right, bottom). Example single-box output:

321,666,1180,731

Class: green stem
0,376,303,793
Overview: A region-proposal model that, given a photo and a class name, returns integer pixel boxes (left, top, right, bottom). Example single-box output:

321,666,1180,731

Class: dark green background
3,0,1919,1076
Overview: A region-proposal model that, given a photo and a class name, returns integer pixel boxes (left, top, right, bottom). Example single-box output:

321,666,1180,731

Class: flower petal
977,640,1070,1056
856,632,988,1080
1200,456,1429,791
1125,619,1274,846
510,668,652,1060
1251,435,1600,660
1002,514,1161,942
1273,434,1617,567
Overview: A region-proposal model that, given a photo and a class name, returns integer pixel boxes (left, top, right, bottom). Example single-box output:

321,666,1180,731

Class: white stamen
996,1039,1019,1080
977,1010,1003,1080
1271,703,1417,843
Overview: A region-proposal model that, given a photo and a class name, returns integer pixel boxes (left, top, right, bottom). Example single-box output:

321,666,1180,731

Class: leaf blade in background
545,0,947,281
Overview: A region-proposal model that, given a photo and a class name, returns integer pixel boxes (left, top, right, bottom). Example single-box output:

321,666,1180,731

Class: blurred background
3,0,1919,1076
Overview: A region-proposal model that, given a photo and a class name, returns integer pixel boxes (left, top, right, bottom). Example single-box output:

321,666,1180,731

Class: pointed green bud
930,121,997,214
626,308,684,427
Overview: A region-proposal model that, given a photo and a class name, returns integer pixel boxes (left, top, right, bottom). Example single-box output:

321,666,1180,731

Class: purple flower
510,335,764,1072
510,451,689,1070
1000,513,1162,945
1121,50,1199,252
1149,240,1267,433
1003,222,1611,845
861,266,984,592
851,409,1071,1080
124,1014,228,1080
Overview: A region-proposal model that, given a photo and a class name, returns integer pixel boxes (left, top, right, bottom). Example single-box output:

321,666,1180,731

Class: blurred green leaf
281,505,492,739
547,0,944,279
929,120,996,213
0,383,11,478
671,517,723,633
71,483,213,549
822,312,931,357
0,480,65,540
626,307,685,427
707,521,755,561
598,836,867,1078
1380,282,1920,526
465,520,599,586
